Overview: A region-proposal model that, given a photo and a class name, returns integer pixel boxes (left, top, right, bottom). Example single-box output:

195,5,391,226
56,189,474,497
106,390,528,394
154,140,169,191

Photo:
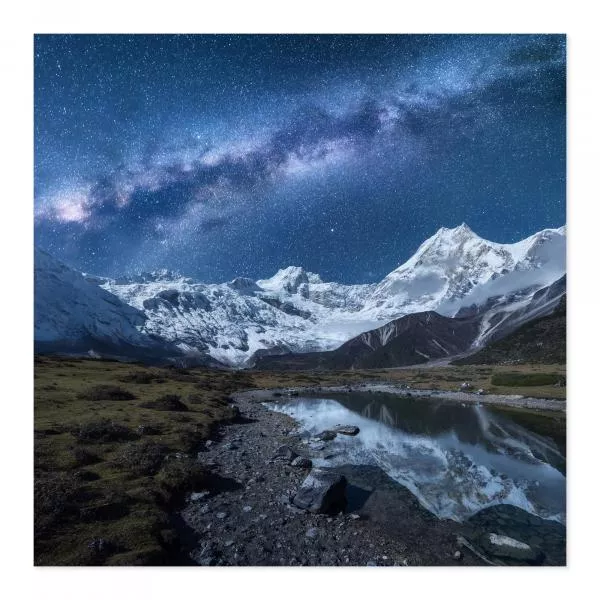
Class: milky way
34,34,566,283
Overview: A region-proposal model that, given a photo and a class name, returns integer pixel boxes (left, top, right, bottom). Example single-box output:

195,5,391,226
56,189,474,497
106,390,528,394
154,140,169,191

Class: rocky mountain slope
34,224,566,366
254,311,481,370
34,249,182,360
453,295,566,366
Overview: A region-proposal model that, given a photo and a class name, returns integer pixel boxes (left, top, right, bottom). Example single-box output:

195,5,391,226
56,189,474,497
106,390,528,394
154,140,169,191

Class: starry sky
34,34,566,283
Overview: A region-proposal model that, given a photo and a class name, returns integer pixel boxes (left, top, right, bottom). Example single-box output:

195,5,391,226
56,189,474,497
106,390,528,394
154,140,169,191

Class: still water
267,392,566,524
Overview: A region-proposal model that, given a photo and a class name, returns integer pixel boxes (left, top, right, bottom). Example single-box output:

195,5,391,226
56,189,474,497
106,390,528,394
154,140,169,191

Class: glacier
35,223,566,366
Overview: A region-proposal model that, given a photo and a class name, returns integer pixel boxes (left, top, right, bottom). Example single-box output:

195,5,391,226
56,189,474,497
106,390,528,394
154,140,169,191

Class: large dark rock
292,468,347,513
315,430,337,441
273,445,298,462
333,425,360,436
255,310,481,370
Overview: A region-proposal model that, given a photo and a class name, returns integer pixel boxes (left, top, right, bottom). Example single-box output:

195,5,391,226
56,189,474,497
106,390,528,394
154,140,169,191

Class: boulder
292,468,347,513
479,533,544,564
333,425,360,436
273,445,298,462
290,456,312,468
315,430,337,442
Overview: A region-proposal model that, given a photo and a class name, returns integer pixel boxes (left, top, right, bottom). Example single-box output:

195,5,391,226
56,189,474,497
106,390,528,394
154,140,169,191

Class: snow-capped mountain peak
35,223,566,367
258,266,312,294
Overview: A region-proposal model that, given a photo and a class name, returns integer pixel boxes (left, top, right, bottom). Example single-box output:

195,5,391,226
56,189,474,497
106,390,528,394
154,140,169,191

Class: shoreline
180,389,485,566
177,386,565,566
240,383,566,413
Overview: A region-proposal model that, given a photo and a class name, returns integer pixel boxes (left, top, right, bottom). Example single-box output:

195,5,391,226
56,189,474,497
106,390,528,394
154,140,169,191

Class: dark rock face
255,311,480,370
454,293,566,365
258,296,312,320
292,469,347,514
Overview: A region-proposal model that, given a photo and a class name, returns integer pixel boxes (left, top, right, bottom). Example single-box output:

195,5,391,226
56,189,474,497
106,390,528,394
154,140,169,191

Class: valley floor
34,357,566,566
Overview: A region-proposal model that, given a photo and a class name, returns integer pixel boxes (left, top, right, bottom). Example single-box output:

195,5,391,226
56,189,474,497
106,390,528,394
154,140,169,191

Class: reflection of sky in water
266,395,565,524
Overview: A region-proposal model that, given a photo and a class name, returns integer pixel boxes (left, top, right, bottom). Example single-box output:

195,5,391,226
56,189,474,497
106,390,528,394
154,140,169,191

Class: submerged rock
292,468,347,513
333,425,360,436
315,430,337,442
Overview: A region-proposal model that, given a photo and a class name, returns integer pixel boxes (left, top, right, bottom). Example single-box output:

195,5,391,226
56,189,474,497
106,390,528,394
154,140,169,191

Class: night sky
34,34,566,283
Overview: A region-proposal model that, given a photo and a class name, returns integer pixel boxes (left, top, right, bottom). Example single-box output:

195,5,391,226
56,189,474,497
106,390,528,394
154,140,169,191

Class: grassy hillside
34,356,256,565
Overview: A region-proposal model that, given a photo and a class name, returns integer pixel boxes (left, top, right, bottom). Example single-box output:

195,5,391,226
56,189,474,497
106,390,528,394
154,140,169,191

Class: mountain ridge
34,223,566,367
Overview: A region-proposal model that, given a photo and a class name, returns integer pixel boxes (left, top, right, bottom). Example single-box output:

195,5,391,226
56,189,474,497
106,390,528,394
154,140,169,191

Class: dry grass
34,356,253,565
34,355,565,565
251,363,567,400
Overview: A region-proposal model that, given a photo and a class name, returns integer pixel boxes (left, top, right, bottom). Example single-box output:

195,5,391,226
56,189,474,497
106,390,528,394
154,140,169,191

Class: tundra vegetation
34,356,566,565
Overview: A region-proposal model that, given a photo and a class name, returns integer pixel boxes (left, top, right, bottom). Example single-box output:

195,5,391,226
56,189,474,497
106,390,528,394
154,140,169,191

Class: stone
309,442,326,451
242,505,253,512
479,533,544,564
216,512,228,519
333,425,360,436
290,456,312,468
273,445,298,462
315,430,337,441
453,550,463,561
349,513,360,520
292,468,347,514
190,491,210,501
305,527,318,538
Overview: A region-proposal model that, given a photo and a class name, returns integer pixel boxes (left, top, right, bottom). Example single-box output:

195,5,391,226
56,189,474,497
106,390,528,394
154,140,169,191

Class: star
34,34,565,283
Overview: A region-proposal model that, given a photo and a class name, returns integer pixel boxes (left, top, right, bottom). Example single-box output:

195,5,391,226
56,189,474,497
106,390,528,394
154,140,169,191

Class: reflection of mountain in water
338,393,564,473
268,393,566,524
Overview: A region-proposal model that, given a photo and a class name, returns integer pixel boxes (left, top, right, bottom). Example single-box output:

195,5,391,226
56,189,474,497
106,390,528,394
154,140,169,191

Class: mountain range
34,223,566,368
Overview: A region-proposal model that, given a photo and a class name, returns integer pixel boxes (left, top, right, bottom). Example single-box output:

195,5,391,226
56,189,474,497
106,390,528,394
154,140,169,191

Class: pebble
190,491,210,501
181,389,532,567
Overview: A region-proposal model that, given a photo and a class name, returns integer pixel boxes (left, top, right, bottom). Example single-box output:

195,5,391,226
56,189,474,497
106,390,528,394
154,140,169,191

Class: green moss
34,356,252,565
490,372,565,387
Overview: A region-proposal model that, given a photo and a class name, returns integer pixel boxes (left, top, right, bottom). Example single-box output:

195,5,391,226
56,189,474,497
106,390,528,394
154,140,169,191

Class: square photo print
34,34,566,566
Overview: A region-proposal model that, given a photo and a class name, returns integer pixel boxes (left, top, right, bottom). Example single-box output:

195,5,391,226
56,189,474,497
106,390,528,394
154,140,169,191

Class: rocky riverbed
178,388,566,566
